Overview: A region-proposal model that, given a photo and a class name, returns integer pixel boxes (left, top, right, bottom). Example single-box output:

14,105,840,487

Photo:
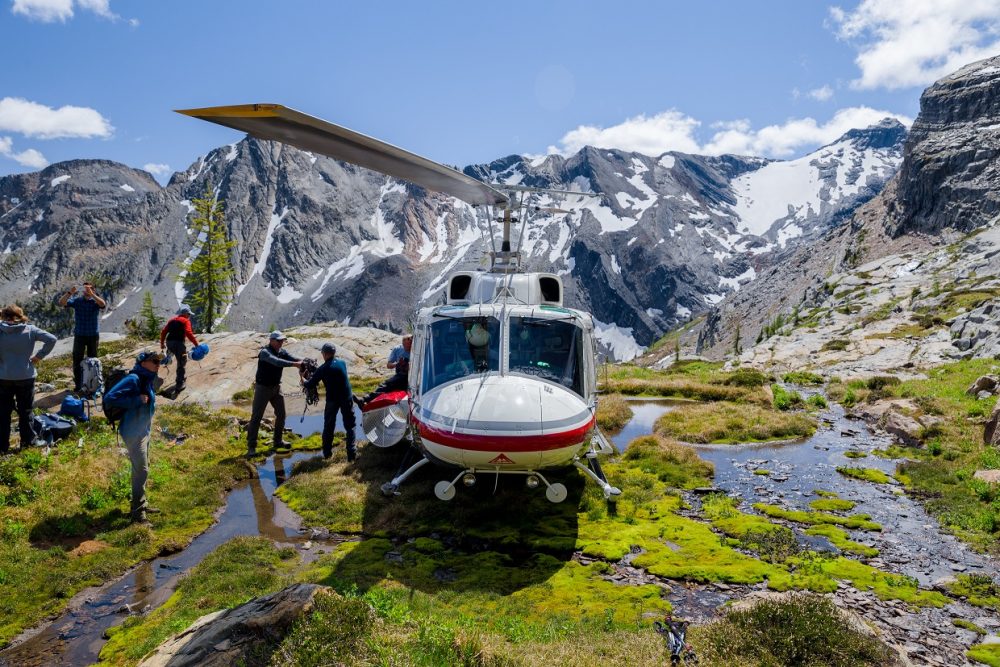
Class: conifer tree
138,291,162,340
182,183,235,333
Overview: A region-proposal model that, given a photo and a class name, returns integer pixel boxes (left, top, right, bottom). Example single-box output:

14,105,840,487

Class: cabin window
421,315,501,392
508,317,584,396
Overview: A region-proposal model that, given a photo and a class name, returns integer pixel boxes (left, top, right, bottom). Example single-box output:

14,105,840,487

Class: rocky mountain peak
839,118,908,151
892,55,1000,236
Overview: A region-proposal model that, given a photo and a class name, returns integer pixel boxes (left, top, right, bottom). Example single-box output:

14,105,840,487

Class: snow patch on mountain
593,317,643,361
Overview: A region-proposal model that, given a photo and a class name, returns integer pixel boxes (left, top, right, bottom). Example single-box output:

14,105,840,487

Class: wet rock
137,583,326,667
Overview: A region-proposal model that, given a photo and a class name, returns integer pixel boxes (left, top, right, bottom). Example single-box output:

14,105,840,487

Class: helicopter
177,104,621,503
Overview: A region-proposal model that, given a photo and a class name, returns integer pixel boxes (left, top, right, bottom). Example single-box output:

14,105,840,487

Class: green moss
953,618,987,635
619,435,714,489
753,503,881,531
803,525,879,557
836,467,893,484
808,498,856,513
771,384,804,411
843,450,868,459
968,642,1000,667
753,469,771,476
946,573,1000,610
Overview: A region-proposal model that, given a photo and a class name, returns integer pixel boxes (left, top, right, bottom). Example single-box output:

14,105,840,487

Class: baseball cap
269,331,287,341
321,342,336,354
137,351,165,364
177,306,193,316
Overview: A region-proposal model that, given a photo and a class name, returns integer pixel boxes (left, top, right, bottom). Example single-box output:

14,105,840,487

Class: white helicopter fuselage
408,298,598,472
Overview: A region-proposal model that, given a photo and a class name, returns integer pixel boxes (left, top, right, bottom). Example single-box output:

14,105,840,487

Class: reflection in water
609,399,683,450
0,452,331,667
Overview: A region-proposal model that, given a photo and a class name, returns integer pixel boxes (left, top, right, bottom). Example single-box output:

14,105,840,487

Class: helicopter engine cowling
412,374,594,470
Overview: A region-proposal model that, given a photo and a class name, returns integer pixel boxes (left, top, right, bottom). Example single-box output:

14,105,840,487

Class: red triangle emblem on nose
488,453,515,465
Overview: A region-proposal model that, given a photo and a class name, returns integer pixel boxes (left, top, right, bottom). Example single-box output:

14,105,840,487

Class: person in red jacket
159,306,199,394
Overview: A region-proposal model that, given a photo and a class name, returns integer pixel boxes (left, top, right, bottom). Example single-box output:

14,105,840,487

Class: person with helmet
303,343,356,462
245,331,302,457
159,306,199,395
104,351,163,524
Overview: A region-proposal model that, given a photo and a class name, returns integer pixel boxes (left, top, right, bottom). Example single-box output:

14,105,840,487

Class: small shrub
865,376,901,392
771,384,803,411
738,526,800,563
231,385,255,403
725,368,770,388
699,593,895,666
270,591,376,667
595,394,633,432
782,371,825,386
807,394,828,409
822,339,850,352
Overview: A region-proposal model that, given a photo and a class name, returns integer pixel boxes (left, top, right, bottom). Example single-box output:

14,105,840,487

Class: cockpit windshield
421,315,501,392
508,316,584,396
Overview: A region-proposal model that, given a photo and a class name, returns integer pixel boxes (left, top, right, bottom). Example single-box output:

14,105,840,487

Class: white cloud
143,163,171,176
11,0,131,23
548,106,911,159
830,0,1000,90
550,110,703,156
808,85,834,101
0,136,48,169
703,106,911,157
0,97,113,139
11,0,72,21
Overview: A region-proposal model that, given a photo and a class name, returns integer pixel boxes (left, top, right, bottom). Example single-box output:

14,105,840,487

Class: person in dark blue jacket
104,351,162,524
304,343,356,462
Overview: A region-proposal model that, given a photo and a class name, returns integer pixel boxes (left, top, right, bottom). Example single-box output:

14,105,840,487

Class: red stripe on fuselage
413,415,595,452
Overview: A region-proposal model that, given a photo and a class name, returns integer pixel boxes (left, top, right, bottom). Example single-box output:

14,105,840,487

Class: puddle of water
0,451,337,667
608,396,996,590
609,399,686,450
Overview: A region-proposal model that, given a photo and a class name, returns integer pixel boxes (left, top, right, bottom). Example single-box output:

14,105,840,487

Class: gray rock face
137,583,325,667
0,121,904,359
696,56,1000,362
893,55,1000,236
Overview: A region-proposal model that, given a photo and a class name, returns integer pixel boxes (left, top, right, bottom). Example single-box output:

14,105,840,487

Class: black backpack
30,414,75,445
102,369,133,427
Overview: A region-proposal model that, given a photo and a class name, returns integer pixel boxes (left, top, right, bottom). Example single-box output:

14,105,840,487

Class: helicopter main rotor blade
175,104,509,207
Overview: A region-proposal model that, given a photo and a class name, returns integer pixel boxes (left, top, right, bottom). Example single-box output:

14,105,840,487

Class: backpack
30,413,75,445
102,369,133,427
59,395,88,421
80,357,104,397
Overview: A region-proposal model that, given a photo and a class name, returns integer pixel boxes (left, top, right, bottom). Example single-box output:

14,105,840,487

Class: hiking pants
323,398,356,459
72,335,99,391
165,340,188,387
126,431,150,518
246,384,285,451
0,378,34,453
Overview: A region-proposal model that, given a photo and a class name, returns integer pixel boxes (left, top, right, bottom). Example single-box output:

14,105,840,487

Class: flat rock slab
138,583,326,667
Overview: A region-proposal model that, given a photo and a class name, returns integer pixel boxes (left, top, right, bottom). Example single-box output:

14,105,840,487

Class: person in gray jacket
0,305,57,453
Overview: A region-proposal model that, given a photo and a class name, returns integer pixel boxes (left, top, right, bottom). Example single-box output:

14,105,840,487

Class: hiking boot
144,506,162,514
130,511,151,526
245,448,257,458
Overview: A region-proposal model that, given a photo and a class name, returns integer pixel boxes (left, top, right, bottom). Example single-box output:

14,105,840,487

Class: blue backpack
59,395,88,421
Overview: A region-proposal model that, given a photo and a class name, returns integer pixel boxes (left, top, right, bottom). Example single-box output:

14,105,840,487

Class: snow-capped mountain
0,121,905,360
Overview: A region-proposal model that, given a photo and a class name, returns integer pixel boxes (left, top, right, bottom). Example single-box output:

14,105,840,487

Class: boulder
984,401,1000,447
883,411,924,448
967,375,999,397
973,470,1000,485
138,583,327,667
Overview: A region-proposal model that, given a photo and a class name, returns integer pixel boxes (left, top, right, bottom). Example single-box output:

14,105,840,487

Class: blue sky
2,0,999,182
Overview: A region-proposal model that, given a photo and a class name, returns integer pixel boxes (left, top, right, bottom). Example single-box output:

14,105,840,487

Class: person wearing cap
58,281,107,393
104,350,163,524
0,304,57,453
303,343,356,462
245,331,302,456
159,306,199,395
355,334,412,407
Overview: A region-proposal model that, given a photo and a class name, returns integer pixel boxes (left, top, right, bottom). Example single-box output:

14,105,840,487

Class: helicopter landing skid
574,433,622,500
433,468,569,503
380,456,431,497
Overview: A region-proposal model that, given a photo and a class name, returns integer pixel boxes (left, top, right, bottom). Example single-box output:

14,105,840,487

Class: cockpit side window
508,316,584,396
421,316,501,392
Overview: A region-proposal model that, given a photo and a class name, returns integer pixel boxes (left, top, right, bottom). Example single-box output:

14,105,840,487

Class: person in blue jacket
303,343,356,462
104,351,163,524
